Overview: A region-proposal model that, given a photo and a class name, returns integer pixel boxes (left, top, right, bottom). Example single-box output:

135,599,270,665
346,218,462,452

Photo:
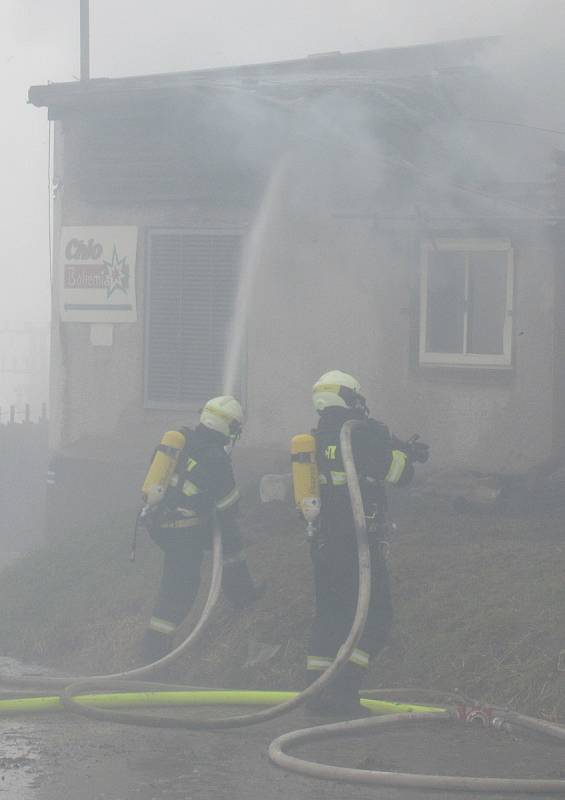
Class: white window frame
419,238,514,368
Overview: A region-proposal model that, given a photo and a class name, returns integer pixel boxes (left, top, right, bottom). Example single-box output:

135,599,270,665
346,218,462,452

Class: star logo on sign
103,246,130,299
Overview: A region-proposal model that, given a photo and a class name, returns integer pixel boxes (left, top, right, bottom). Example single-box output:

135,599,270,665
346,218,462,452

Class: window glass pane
467,252,507,355
426,251,466,353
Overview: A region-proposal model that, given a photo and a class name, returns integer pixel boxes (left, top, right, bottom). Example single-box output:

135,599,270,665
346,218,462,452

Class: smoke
195,1,565,463
4,0,564,328
4,0,565,458
217,82,388,412
88,0,551,77
480,3,565,135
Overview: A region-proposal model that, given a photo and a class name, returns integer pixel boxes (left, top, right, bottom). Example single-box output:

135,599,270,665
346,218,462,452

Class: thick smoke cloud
2,0,565,324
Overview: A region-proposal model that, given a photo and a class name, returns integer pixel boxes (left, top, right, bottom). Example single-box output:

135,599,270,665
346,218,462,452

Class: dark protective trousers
306,530,393,709
140,528,206,664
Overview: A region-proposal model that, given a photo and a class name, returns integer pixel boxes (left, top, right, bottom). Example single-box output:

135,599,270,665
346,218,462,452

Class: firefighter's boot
303,662,370,718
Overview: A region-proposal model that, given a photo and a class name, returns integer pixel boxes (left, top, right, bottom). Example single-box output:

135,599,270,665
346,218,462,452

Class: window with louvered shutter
144,229,243,407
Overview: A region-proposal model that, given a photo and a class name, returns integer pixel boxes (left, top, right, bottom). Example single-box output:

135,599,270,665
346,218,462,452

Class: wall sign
59,226,138,322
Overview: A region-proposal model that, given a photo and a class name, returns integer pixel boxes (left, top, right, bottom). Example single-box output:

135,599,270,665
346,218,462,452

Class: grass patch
0,474,564,720
0,509,160,673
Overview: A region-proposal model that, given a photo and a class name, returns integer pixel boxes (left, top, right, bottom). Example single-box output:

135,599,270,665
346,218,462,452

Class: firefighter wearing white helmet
312,370,368,413
304,370,429,716
140,395,262,664
200,395,244,442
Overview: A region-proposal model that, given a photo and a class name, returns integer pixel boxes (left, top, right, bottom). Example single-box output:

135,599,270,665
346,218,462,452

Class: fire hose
1,420,565,792
0,421,371,725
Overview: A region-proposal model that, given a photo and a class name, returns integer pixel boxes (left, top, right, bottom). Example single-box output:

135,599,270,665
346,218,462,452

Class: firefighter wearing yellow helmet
140,395,262,664
303,370,429,715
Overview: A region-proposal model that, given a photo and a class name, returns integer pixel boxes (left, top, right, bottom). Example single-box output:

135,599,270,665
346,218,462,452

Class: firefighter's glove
409,440,430,464
139,505,161,528
222,557,266,610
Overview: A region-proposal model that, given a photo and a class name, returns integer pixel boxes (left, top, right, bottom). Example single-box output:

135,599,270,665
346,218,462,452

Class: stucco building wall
50,118,556,474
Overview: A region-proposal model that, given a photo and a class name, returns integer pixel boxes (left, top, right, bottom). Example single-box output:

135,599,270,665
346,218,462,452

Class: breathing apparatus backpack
291,433,321,538
142,429,187,508
130,429,187,561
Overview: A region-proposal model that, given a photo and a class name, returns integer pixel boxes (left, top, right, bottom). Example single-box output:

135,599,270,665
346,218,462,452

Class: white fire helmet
312,370,367,413
200,396,244,440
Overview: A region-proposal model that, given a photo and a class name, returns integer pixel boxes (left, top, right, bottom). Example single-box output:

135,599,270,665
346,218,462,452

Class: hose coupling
455,703,495,727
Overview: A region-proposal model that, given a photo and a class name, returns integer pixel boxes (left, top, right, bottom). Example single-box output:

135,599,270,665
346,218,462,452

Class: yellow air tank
291,434,320,530
142,430,187,508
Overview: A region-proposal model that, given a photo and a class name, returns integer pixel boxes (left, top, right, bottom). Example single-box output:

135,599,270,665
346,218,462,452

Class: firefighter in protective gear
304,370,429,715
140,396,261,665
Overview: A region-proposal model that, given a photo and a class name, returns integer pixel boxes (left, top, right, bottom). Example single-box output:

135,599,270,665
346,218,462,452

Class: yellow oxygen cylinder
291,434,320,534
142,430,186,508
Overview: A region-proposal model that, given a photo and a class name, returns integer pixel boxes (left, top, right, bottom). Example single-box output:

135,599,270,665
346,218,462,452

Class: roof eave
28,35,498,112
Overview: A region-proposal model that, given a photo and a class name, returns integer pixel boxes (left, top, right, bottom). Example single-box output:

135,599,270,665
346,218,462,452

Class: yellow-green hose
0,689,445,717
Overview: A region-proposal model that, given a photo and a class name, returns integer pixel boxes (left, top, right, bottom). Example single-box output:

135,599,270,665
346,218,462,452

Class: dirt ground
1,452,565,798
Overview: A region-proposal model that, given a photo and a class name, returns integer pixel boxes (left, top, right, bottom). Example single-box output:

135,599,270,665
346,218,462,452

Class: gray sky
0,0,560,324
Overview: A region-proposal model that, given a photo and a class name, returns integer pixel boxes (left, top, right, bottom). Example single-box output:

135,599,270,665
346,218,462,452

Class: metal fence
0,404,48,425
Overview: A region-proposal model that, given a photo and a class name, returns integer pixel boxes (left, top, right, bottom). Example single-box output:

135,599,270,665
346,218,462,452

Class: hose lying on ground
0,690,444,717
0,525,225,691
2,419,565,792
269,711,565,795
0,421,372,730
56,419,372,729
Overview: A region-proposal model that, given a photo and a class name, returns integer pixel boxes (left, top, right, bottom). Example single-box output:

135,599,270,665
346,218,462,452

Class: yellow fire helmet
200,395,244,440
312,370,367,414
